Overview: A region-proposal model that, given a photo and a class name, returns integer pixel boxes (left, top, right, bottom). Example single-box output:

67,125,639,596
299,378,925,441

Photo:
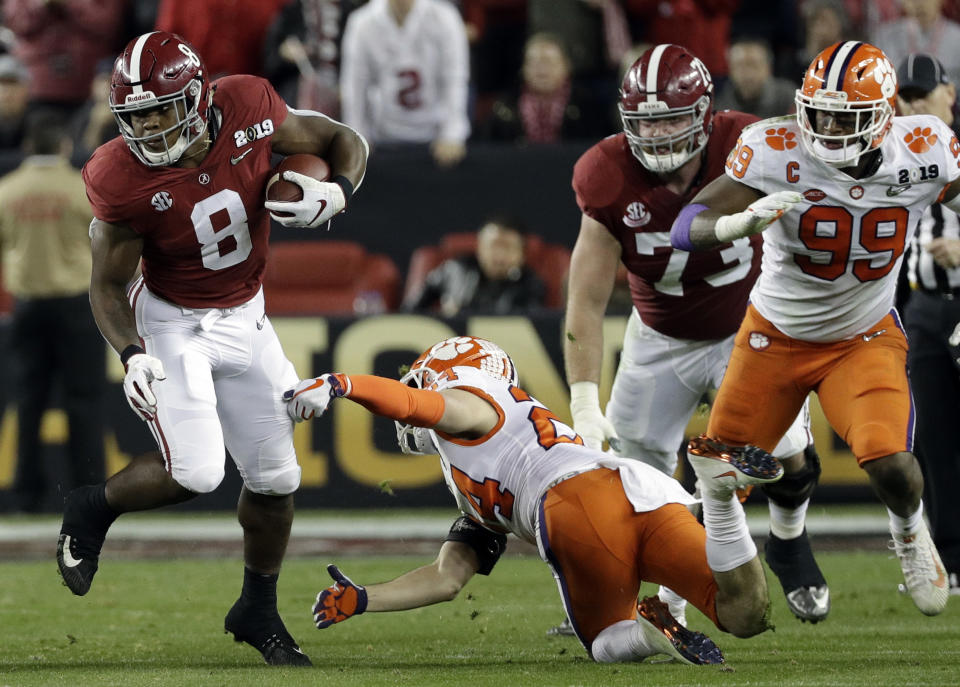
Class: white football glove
265,171,346,229
569,381,620,452
283,373,352,422
714,191,803,243
123,353,166,422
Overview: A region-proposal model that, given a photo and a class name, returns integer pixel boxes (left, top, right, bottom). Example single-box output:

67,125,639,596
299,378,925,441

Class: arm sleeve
345,374,446,427
444,516,507,575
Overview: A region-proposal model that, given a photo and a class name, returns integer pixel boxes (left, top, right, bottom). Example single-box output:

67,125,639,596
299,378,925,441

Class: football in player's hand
266,154,332,204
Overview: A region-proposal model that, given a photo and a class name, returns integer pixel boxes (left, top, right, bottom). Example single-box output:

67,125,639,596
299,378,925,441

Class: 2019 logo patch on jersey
151,191,173,212
233,118,276,147
622,201,652,228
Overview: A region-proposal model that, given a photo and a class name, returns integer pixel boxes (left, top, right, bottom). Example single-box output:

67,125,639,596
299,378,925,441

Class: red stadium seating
403,232,572,309
0,266,12,315
263,240,401,315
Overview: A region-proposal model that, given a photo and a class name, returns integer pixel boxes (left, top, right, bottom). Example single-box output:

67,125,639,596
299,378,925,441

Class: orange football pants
540,468,720,649
707,305,914,464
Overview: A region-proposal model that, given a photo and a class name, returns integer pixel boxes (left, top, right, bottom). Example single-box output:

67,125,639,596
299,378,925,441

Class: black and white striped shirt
908,203,960,296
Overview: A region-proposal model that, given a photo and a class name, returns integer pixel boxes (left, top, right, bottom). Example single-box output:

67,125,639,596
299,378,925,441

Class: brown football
265,154,332,206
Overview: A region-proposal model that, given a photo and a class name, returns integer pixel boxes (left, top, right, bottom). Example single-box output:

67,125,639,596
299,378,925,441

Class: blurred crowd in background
1,0,959,167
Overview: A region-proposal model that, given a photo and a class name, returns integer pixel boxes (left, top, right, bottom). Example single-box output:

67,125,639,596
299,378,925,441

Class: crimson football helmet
109,31,212,166
795,41,897,167
619,44,714,172
395,336,518,454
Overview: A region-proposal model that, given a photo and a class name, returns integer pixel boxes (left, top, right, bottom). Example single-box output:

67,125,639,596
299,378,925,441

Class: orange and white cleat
687,435,783,499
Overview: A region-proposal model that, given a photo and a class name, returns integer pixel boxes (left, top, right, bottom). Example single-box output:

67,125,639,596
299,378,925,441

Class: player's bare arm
563,214,622,386
312,540,482,629
366,541,481,611
563,214,623,450
671,175,802,250
88,218,144,354
271,110,368,190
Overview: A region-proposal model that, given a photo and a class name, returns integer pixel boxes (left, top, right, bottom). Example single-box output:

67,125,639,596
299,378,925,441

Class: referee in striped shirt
897,53,960,595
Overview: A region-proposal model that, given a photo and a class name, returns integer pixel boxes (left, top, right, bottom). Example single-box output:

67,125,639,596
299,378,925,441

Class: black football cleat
57,486,111,596
765,529,830,623
57,533,100,596
636,596,724,665
224,599,312,667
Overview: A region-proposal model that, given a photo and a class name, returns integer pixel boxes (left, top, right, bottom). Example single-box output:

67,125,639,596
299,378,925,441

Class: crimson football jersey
83,75,289,308
573,110,760,340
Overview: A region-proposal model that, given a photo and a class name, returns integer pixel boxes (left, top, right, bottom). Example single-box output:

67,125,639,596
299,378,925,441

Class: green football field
1,542,958,687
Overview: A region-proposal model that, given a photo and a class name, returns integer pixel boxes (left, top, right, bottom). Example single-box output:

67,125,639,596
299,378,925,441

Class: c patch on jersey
749,331,770,350
623,201,651,228
151,191,173,212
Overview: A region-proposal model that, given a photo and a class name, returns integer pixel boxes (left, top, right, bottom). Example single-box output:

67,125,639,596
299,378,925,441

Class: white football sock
887,502,924,538
591,620,648,663
657,586,687,625
768,499,809,540
701,490,757,572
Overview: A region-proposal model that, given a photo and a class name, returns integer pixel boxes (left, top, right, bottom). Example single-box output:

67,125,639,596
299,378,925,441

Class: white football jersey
725,114,960,341
340,0,470,144
429,367,696,544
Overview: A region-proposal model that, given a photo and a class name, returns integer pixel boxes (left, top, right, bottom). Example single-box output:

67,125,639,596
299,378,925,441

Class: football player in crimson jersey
284,336,784,666
55,31,368,666
564,43,828,627
671,41,957,616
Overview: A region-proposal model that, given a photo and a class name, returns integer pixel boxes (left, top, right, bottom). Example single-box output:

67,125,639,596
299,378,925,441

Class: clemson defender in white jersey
670,41,957,616
284,336,786,666
567,43,826,626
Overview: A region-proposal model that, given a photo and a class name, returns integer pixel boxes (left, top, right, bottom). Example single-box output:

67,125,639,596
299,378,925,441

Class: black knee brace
762,444,822,509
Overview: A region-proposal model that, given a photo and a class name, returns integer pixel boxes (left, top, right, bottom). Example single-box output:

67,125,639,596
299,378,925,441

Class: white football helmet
395,336,518,455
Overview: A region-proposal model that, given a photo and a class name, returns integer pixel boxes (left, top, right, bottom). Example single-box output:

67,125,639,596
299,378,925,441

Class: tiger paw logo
749,332,770,350
904,127,938,153
764,127,797,151
430,337,476,360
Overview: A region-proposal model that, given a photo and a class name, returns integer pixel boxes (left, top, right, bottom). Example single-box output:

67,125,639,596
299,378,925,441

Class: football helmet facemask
109,31,211,167
795,41,897,168
395,336,518,455
619,44,714,173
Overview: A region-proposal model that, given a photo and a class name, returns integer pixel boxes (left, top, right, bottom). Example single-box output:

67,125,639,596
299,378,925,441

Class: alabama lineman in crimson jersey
671,41,956,616
55,31,368,666
564,43,828,627
284,336,784,667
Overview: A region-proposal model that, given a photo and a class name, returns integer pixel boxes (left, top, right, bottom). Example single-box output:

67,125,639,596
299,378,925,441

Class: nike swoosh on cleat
932,559,947,588
61,535,83,568
715,471,737,480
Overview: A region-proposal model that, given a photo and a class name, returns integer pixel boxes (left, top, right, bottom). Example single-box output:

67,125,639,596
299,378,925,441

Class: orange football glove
313,564,368,629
